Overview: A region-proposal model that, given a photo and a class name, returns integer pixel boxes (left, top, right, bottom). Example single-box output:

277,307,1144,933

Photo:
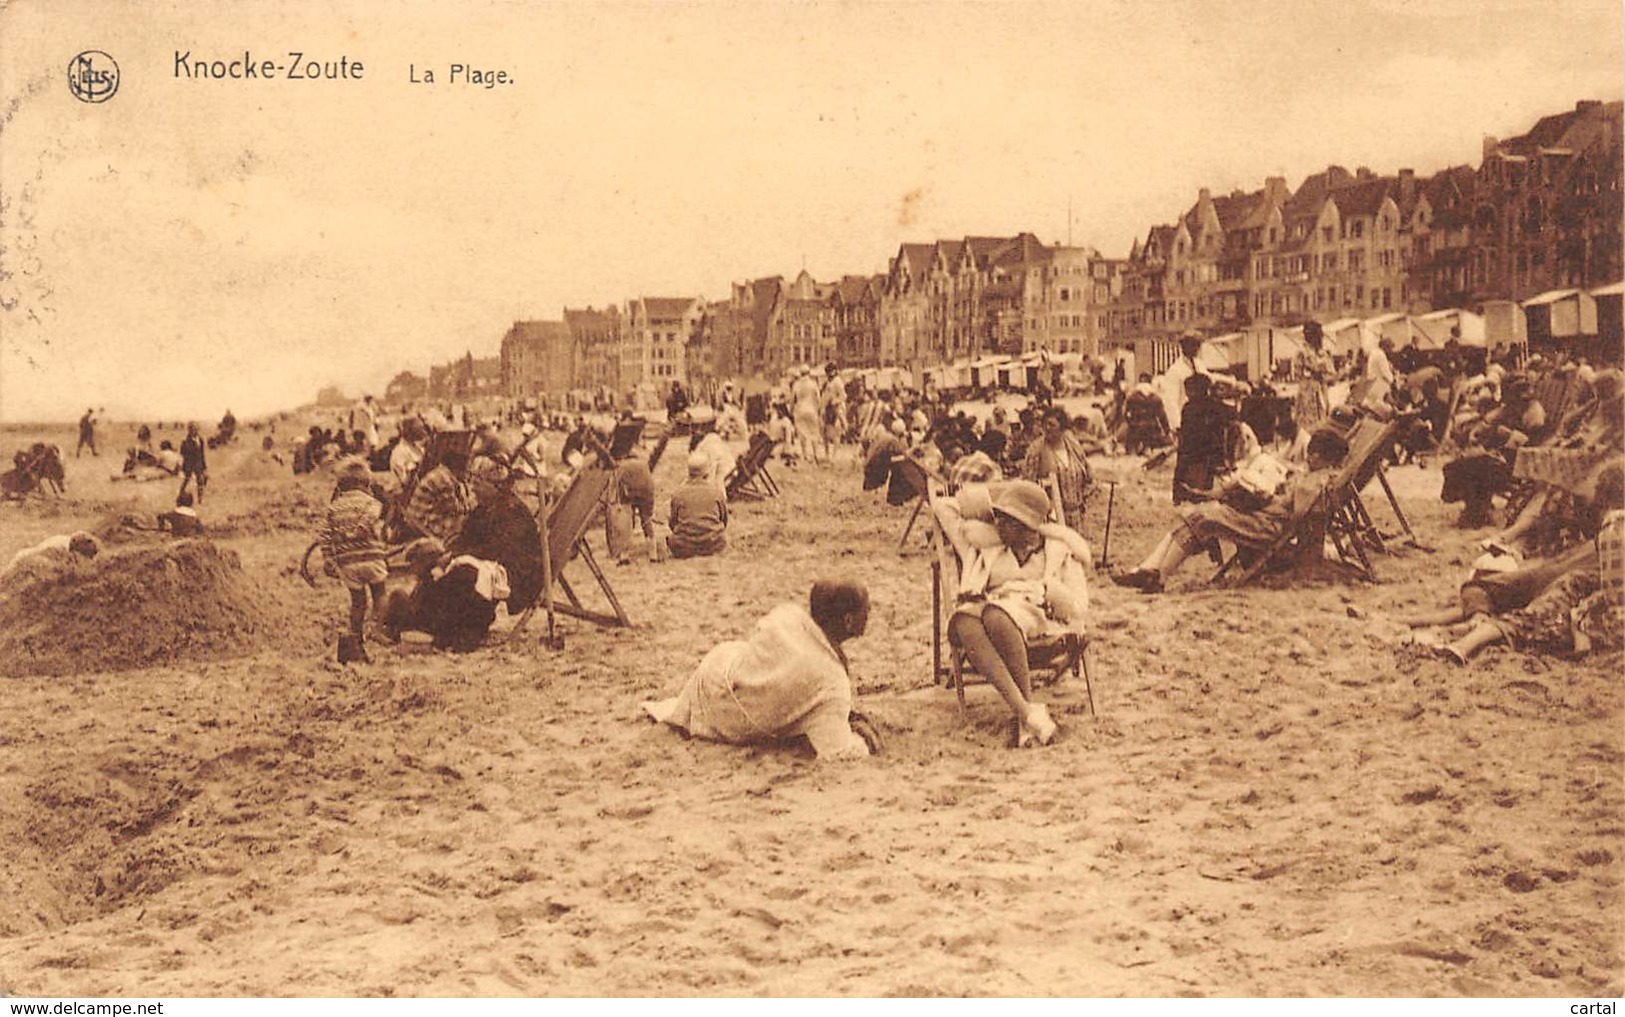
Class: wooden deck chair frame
925,488,1096,721
1214,415,1414,587
725,435,781,501
516,465,631,629
892,454,948,552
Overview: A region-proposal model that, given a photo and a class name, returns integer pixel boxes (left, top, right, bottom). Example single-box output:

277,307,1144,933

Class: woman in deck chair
932,479,1092,748
1112,427,1349,595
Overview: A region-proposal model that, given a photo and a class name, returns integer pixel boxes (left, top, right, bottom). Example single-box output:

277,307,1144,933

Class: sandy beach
1,421,1620,997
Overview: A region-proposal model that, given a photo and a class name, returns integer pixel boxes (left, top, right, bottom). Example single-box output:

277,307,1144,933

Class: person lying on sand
643,580,881,760
1113,427,1349,595
1427,464,1624,665
3,531,100,577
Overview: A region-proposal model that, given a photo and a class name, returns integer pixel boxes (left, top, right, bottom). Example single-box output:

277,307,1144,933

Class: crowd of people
6,328,1621,758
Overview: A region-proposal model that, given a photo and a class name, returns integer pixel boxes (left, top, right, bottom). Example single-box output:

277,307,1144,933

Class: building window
1350,221,1364,239
1322,226,1334,243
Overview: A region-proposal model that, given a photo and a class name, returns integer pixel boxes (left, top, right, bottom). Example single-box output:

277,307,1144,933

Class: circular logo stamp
68,51,119,103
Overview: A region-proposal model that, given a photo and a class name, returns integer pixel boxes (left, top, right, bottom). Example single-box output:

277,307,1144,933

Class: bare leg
1440,619,1506,663
348,587,369,637
1132,532,1178,574
1493,489,1549,551
982,606,1032,701
950,611,1028,719
1405,604,1469,628
948,608,1055,744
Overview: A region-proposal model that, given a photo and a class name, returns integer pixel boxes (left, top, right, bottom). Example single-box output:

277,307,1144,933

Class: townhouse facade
1104,99,1622,346
499,320,575,399
623,296,705,388
564,305,623,395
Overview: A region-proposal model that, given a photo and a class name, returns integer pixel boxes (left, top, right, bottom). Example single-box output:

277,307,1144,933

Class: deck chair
725,433,780,501
926,489,1096,721
892,455,948,552
523,465,630,629
1214,415,1415,587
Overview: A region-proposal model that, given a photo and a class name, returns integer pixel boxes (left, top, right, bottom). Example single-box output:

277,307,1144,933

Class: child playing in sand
157,492,204,537
320,458,389,663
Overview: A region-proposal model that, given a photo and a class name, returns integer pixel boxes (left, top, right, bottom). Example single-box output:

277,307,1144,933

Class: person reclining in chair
1113,427,1350,595
932,479,1092,748
642,580,880,760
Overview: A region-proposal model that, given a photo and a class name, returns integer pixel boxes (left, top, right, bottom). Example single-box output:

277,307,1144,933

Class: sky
0,0,1620,422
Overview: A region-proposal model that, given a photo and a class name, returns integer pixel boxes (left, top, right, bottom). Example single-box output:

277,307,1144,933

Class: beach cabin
1589,282,1622,353
1481,300,1528,349
1413,308,1486,349
968,357,1007,391
1523,288,1598,344
1320,318,1368,358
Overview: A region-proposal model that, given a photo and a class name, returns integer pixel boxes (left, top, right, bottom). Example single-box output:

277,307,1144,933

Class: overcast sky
1,0,1620,422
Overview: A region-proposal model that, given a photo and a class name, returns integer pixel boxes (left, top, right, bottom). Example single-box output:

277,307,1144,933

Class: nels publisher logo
68,50,119,103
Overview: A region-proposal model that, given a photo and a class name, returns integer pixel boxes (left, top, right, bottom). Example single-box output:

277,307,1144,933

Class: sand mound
226,451,293,483
0,539,312,676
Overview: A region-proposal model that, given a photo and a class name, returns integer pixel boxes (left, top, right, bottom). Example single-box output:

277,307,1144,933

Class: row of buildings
425,99,1619,403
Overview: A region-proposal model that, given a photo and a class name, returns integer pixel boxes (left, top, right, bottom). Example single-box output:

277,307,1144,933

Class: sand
0,420,1620,996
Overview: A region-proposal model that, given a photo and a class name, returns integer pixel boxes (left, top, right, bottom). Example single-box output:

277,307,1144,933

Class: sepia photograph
1,0,1622,1000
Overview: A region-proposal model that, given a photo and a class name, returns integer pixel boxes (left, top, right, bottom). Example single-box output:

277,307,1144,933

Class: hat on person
889,418,906,437
468,456,509,485
687,451,710,477
337,456,371,485
404,537,446,570
990,480,1051,531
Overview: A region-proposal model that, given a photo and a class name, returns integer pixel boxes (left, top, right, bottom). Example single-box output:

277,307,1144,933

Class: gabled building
776,270,838,372
1473,99,1623,302
880,243,936,368
564,305,623,395
831,274,884,368
624,296,705,388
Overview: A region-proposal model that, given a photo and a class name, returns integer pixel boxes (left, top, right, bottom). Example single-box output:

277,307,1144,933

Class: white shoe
1024,703,1057,746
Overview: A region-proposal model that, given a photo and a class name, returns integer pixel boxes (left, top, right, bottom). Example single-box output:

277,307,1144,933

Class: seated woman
382,537,505,653
643,580,879,760
1113,427,1350,594
451,457,543,615
932,479,1092,748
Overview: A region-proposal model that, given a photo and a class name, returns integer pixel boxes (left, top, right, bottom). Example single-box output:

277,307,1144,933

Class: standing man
179,422,209,504
821,363,848,452
76,408,99,457
1161,332,1207,435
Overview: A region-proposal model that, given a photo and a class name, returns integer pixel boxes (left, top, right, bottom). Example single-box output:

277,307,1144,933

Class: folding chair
518,465,631,629
725,434,781,501
892,455,947,553
1215,416,1414,587
926,490,1096,721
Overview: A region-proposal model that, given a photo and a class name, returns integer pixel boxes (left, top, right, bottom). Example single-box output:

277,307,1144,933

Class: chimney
1198,187,1212,203
1398,168,1416,205
1483,135,1500,161
1356,166,1374,181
